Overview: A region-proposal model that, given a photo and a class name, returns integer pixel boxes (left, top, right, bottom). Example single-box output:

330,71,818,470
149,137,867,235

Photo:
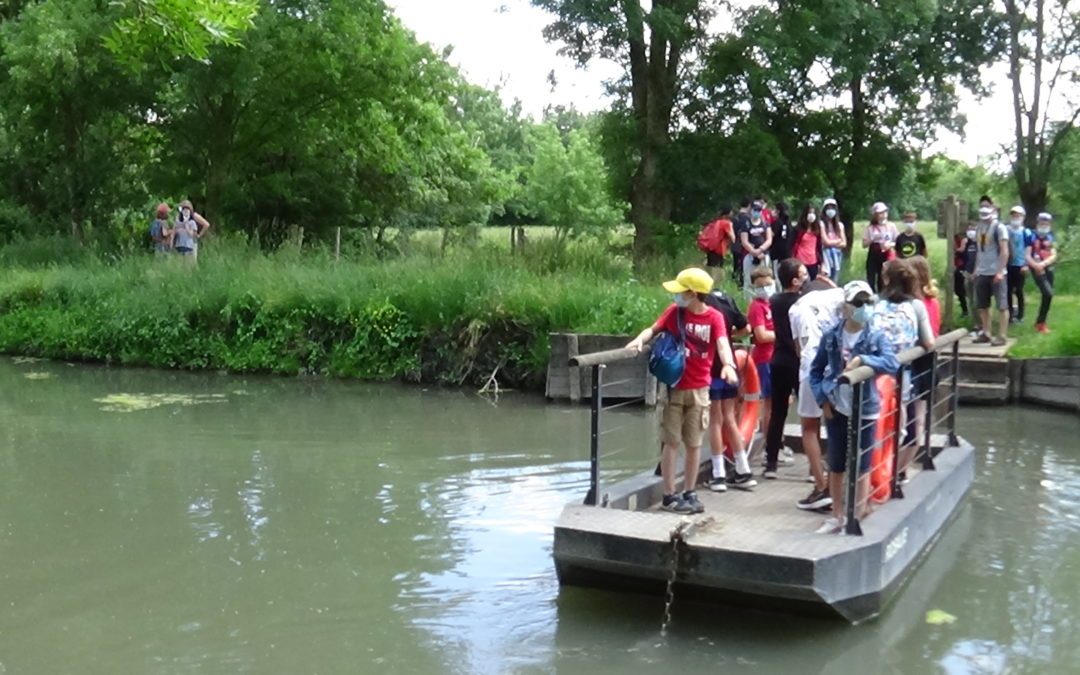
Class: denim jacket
809,322,900,419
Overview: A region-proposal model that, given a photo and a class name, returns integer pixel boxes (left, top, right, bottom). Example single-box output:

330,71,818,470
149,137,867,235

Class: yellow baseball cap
662,268,714,294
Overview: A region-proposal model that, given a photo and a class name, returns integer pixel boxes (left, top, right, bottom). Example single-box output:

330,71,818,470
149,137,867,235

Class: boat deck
554,431,976,622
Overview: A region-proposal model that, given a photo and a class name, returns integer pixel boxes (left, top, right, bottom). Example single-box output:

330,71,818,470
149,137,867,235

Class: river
0,359,1076,674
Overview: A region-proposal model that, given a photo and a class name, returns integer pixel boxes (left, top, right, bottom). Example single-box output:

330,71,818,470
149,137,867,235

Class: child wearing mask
1006,206,1034,324
821,199,847,282
895,212,927,259
1026,213,1058,334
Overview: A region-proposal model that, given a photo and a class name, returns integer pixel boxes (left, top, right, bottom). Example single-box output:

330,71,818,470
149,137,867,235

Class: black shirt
704,291,748,378
895,231,927,259
769,291,801,370
771,215,792,260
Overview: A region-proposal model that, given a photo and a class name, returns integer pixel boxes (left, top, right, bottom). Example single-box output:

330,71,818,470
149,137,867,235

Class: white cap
843,280,875,304
1010,205,1026,215
978,206,995,219
871,202,888,214
1038,212,1052,221
823,198,838,207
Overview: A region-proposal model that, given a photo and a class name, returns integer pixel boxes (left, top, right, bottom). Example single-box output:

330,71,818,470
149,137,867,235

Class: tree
697,0,999,243
105,0,259,66
525,124,626,241
1003,0,1080,225
531,0,713,259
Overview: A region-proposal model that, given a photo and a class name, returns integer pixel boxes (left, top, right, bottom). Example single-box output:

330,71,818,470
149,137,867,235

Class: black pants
733,251,744,286
866,252,886,293
765,363,798,469
1006,265,1026,320
1034,269,1055,324
954,270,968,315
806,263,820,281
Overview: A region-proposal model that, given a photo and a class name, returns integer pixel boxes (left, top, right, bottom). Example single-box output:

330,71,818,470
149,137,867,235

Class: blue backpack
649,309,686,387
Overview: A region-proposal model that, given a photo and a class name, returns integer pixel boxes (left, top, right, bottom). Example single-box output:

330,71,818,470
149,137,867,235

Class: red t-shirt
655,304,727,390
747,297,775,365
793,229,820,265
715,219,733,255
925,296,941,337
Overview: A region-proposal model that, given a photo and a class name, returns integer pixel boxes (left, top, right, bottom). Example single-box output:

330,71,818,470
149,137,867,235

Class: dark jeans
806,263,820,281
733,251,744,286
1034,269,1055,324
866,252,886,293
953,270,968,315
825,411,875,474
764,362,799,469
1006,265,1026,320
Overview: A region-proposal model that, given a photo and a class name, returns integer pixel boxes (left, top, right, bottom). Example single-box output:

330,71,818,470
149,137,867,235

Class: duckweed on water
23,372,53,380
925,609,958,625
94,393,228,413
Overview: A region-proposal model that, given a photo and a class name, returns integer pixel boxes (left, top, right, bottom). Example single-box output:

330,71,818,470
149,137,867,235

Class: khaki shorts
660,387,710,448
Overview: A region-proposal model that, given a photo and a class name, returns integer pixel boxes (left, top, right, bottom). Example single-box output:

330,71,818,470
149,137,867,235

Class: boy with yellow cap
627,268,738,514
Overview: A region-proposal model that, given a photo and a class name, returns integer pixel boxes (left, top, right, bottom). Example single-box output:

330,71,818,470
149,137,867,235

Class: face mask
751,210,762,221
1037,226,1051,236
1010,218,1023,229
181,209,191,220
966,229,976,240
824,208,836,218
753,284,775,300
806,213,817,224
673,294,690,308
904,221,916,231
851,305,871,325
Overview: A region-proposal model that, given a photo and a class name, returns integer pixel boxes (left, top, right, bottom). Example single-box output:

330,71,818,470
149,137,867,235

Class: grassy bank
0,225,1074,390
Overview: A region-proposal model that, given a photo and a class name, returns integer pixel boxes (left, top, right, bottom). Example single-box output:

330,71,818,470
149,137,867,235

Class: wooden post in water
941,195,959,329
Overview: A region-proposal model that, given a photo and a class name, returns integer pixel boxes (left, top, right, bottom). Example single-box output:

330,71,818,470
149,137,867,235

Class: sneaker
973,333,991,344
706,476,728,492
797,487,832,511
762,467,779,480
727,472,757,490
1035,323,1050,334
815,516,846,535
780,446,796,464
682,491,705,514
991,336,1007,346
898,471,910,485
661,493,690,513
805,474,816,483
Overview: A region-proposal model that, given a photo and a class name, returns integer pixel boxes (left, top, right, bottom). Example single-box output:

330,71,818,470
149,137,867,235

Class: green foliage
524,124,626,241
106,0,259,66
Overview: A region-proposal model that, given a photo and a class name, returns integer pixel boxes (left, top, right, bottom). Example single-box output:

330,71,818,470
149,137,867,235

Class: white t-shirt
790,288,845,379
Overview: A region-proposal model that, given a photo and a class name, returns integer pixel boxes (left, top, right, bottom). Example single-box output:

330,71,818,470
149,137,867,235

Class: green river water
0,358,1077,674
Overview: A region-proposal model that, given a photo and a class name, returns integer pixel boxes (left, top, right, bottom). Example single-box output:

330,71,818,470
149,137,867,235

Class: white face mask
966,229,976,239
753,284,775,300
1010,218,1023,229
1037,225,1051,236
181,209,191,220
806,213,817,224
904,221,916,231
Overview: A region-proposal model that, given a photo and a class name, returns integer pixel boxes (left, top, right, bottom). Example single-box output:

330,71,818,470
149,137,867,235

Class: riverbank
0,229,1074,389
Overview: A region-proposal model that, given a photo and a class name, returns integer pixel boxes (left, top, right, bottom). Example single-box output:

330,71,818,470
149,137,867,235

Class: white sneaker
779,446,796,466
805,474,816,483
815,516,846,535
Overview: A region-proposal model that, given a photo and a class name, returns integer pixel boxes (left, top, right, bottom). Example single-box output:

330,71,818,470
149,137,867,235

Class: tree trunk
844,74,867,250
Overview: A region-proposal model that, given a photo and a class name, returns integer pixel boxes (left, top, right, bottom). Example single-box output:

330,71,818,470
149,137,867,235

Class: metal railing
839,328,965,535
568,347,649,507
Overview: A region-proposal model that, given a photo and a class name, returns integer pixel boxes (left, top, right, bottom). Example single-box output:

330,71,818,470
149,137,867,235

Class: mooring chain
660,520,691,637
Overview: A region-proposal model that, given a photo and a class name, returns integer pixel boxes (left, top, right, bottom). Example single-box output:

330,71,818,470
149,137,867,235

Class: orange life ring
723,349,762,459
870,375,899,504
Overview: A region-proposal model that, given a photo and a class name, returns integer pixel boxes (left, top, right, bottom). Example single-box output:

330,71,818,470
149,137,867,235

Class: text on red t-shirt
655,304,727,389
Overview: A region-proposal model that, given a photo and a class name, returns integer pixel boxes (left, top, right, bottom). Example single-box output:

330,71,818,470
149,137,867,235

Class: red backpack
697,219,722,253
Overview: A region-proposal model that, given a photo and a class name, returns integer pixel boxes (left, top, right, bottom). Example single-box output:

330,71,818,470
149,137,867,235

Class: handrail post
845,381,864,536
584,364,602,506
889,368,904,500
921,351,938,470
948,339,960,447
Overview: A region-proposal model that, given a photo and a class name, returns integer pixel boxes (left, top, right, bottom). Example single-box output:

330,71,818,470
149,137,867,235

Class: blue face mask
751,210,762,221
673,293,690,308
851,305,872,325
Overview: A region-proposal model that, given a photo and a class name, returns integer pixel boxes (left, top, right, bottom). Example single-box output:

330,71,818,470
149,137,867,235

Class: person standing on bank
792,204,824,280
972,205,1010,346
895,212,927,259
176,199,211,262
762,258,808,479
862,202,897,292
770,202,793,274
1006,205,1033,324
740,200,774,294
626,268,737,514
1026,212,1058,334
821,198,846,282
149,203,172,256
698,206,735,284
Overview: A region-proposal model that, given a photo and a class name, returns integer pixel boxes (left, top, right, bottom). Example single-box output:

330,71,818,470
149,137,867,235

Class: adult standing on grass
895,212,927,259
149,203,172,256
177,199,211,262
972,205,1010,346
739,200,774,294
770,202,793,270
626,268,737,514
1026,212,1058,334
732,198,751,286
862,202,897,293
792,204,824,280
821,198,846,282
172,203,199,261
1006,205,1034,324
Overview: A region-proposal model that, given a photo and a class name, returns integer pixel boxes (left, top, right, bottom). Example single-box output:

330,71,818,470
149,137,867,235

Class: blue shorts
709,377,740,401
756,362,772,399
825,412,876,474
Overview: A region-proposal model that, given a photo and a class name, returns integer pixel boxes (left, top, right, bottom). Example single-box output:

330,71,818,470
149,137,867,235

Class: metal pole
889,369,904,500
948,340,960,447
585,364,602,506
845,381,864,536
921,352,938,470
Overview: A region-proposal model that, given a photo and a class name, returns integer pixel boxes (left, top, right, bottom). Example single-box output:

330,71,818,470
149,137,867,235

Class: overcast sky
387,0,1018,167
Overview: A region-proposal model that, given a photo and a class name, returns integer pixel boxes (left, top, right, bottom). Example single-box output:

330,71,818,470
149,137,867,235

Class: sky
386,0,1016,167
